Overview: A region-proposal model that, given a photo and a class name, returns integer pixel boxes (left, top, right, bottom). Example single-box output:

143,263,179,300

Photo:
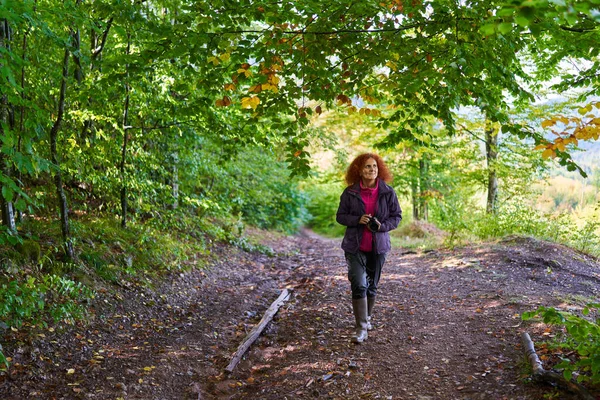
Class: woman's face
360,158,378,181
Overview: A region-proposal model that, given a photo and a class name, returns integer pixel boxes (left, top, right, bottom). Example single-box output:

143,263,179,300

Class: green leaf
498,23,513,34
515,16,530,27
479,24,496,35
2,186,14,203
563,369,573,381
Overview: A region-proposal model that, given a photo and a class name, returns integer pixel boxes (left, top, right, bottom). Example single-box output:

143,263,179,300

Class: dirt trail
1,230,599,399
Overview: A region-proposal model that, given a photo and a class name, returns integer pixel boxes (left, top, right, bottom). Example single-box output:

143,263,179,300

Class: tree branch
92,17,114,59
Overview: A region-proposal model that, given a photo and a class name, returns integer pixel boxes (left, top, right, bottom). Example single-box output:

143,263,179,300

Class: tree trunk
71,4,83,85
418,156,429,222
411,175,419,221
49,46,74,260
82,16,113,139
171,151,179,210
0,18,17,233
120,32,131,228
485,119,499,214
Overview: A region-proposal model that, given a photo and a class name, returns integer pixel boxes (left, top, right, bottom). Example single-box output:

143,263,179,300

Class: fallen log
225,288,292,373
520,332,595,400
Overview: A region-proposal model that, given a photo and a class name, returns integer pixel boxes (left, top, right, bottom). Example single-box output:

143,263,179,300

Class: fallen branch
520,332,595,400
225,288,292,373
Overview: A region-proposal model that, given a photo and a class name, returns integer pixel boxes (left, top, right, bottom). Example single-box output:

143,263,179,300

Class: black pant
345,251,386,299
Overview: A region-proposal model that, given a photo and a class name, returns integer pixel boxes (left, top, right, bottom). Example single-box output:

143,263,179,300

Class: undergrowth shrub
523,304,600,384
302,179,346,237
0,275,94,329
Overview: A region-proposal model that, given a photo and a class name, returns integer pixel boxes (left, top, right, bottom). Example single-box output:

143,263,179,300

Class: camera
367,216,380,232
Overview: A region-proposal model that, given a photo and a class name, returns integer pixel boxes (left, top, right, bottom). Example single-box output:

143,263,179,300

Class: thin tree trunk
411,175,419,221
0,18,16,233
171,151,179,209
71,1,83,85
49,47,74,260
485,119,499,214
419,156,429,221
120,32,131,228
82,16,113,139
16,2,36,223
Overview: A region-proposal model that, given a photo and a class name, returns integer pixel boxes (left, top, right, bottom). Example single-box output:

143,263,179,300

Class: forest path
2,230,599,399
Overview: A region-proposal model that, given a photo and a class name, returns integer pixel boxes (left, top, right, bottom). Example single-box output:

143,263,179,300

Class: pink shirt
359,180,379,252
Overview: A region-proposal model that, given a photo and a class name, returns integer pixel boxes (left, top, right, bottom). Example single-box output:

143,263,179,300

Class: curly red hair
344,153,393,186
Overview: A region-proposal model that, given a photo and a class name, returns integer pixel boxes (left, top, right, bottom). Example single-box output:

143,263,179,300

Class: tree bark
411,175,419,221
49,46,74,260
171,150,179,209
418,156,429,221
0,18,17,233
16,1,36,223
120,32,131,228
485,119,498,214
71,8,83,85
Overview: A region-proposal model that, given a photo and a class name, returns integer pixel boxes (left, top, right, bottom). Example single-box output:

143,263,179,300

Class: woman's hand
359,214,372,225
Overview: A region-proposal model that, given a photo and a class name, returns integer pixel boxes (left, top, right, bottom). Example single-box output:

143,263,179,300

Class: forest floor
2,229,600,399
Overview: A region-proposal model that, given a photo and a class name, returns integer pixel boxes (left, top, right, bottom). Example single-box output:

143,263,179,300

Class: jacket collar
348,179,392,195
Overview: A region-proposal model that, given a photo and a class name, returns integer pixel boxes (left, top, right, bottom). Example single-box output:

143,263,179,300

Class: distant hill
572,141,600,169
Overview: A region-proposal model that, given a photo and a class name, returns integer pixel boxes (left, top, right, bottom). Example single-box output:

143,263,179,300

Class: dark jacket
336,179,402,254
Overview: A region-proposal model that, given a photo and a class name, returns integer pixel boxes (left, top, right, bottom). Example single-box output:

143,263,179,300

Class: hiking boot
351,297,369,343
367,297,375,330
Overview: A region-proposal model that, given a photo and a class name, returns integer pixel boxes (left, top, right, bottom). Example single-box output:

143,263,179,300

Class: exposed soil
2,229,600,399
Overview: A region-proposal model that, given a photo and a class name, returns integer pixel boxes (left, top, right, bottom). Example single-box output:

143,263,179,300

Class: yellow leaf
556,141,566,152
541,119,555,128
241,96,260,109
592,118,600,125
249,84,262,93
143,366,155,372
219,52,231,62
237,68,247,74
261,83,278,93
207,56,220,66
269,75,280,84
67,368,75,374
534,144,547,150
224,83,236,91
542,149,555,159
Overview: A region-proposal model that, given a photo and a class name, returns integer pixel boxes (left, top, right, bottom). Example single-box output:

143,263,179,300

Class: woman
336,153,402,343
